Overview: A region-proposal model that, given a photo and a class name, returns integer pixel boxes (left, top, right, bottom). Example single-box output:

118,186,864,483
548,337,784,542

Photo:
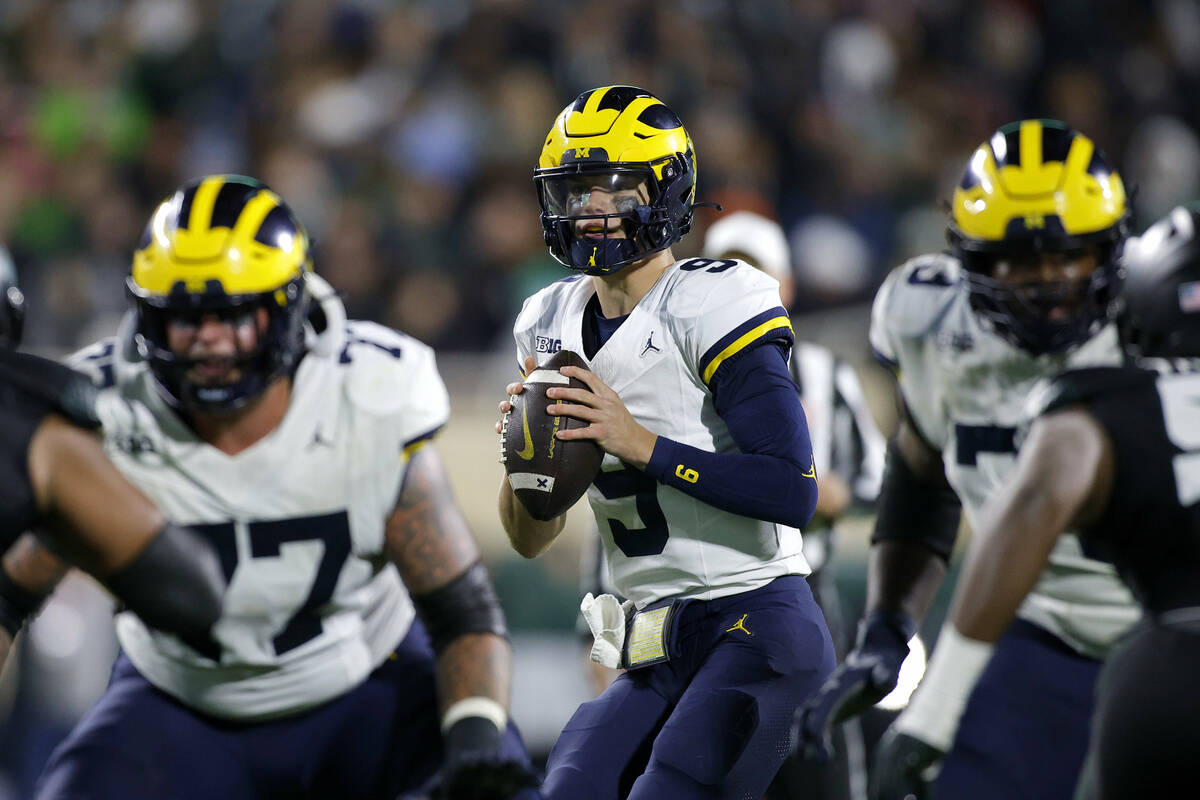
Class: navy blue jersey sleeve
644,342,818,528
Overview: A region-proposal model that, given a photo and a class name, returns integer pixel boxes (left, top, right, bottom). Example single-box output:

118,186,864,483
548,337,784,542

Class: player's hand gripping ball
500,350,603,521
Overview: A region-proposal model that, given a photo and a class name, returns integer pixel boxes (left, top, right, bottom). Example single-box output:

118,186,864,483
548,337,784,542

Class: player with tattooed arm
29,176,537,800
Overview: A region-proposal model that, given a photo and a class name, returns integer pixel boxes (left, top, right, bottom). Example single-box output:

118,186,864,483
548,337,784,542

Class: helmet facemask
960,240,1123,356
129,174,315,414
536,156,691,275
131,275,309,414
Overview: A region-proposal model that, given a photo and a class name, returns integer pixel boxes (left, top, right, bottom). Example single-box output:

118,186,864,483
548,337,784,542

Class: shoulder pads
875,253,964,340
340,321,446,422
664,258,774,320
1034,366,1156,418
516,276,584,326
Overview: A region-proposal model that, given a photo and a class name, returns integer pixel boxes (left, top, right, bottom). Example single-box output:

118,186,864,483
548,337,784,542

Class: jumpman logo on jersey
800,455,817,479
641,331,661,357
725,614,753,636
308,427,334,450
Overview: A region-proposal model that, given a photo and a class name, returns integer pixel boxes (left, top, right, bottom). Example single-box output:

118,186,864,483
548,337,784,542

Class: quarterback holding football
496,85,834,799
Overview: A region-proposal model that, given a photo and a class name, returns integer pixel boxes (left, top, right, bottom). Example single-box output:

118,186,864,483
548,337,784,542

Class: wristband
893,624,993,751
441,696,507,734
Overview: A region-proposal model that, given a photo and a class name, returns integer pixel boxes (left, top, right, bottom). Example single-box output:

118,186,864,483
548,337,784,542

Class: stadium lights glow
875,634,927,711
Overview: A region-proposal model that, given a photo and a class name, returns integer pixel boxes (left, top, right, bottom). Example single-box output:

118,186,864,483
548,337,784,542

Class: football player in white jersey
25,176,537,800
868,205,1200,799
573,209,887,800
795,121,1141,800
496,86,834,800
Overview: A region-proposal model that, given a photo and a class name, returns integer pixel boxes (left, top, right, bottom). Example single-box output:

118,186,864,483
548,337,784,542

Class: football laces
498,397,516,463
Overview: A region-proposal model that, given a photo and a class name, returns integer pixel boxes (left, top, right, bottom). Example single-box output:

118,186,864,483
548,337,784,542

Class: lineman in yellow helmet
948,118,1130,354
125,174,314,412
32,175,538,799
796,120,1140,800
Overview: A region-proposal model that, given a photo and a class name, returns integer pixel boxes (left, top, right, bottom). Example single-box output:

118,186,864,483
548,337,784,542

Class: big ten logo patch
536,336,563,354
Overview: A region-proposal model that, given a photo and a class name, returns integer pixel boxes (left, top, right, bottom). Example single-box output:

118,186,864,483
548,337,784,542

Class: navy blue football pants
933,618,1104,800
543,575,835,800
34,620,537,799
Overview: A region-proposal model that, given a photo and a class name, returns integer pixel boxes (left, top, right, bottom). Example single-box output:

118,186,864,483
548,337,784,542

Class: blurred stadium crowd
4,0,1200,796
3,0,1200,356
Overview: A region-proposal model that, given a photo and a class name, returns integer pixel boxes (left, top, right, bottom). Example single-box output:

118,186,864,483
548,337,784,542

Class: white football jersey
514,258,811,609
70,277,449,719
869,253,1139,658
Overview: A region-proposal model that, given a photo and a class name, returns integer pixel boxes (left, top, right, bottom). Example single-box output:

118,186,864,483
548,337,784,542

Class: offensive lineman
0,249,224,666
25,176,537,799
497,86,834,799
870,205,1200,800
796,120,1141,799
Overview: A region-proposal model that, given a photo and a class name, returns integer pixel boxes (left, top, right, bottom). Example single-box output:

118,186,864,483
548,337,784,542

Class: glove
793,609,916,761
866,621,993,798
868,728,944,800
580,592,634,669
438,716,541,800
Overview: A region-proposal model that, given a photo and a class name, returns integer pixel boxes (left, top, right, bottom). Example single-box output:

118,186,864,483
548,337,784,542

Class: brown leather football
501,349,604,521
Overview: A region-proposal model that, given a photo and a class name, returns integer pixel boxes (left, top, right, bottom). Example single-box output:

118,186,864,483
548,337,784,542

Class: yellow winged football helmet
128,174,313,410
534,86,698,275
947,120,1131,354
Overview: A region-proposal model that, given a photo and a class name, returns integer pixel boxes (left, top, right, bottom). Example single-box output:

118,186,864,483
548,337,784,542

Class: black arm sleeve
411,560,509,655
870,439,963,561
105,523,226,655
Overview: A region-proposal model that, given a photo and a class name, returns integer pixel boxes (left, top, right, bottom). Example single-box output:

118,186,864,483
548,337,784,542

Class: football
501,349,604,521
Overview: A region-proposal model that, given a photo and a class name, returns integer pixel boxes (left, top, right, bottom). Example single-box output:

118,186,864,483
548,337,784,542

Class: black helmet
1118,204,1200,358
